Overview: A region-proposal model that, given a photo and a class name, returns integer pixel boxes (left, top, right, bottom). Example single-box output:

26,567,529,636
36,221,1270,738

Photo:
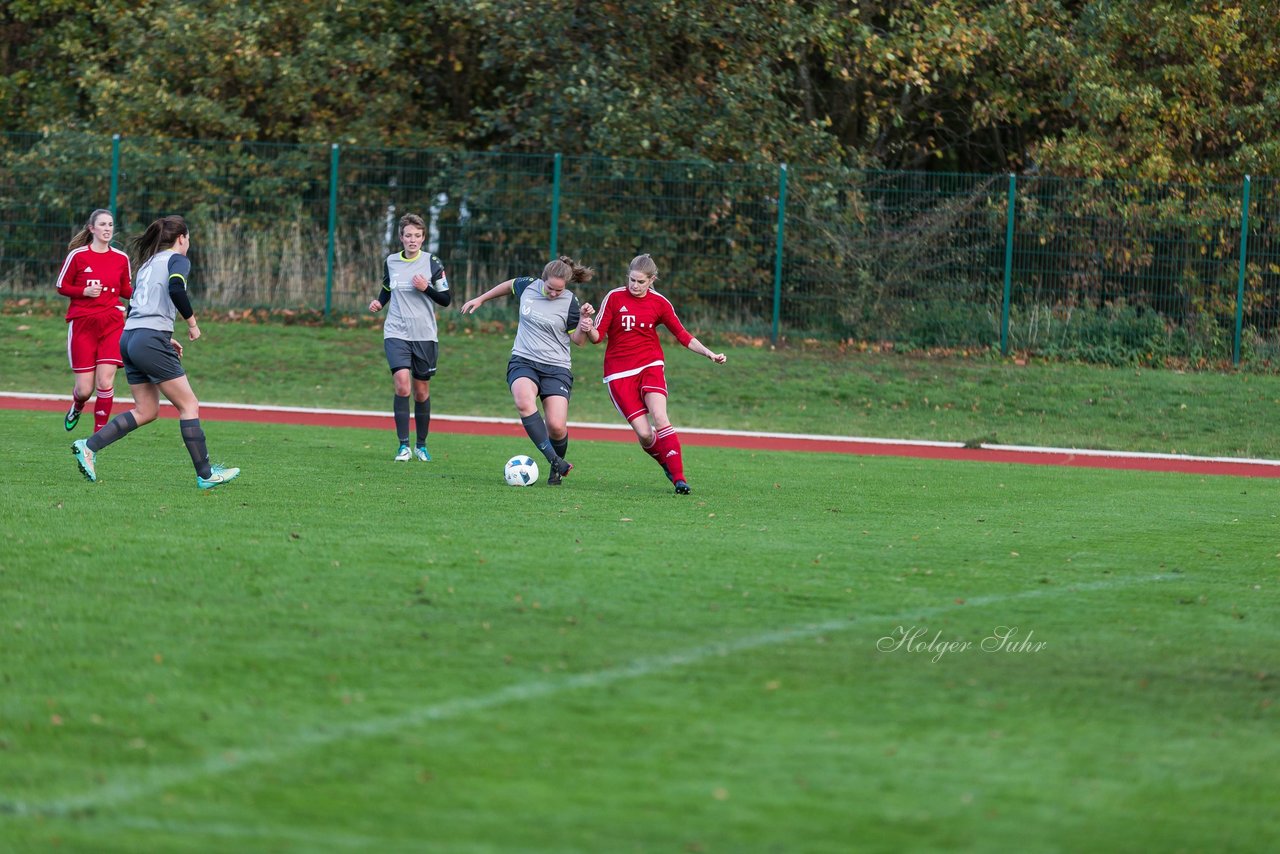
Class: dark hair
400,213,426,233
542,255,594,285
68,209,113,251
131,215,189,269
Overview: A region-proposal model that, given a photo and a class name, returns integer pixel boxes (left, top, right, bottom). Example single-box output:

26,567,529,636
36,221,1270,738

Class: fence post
109,134,121,225
550,153,562,258
1001,173,1016,356
1233,174,1252,367
325,143,340,319
772,162,788,345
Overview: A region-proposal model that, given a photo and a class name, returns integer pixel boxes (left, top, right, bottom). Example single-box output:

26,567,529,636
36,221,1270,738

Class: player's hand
581,302,595,317
369,300,383,313
83,283,103,298
187,323,201,342
169,339,184,359
579,316,594,333
709,352,726,364
412,273,429,291
460,298,482,314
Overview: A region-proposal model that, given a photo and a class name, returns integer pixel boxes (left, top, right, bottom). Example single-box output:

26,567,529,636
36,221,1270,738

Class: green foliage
4,2,1278,178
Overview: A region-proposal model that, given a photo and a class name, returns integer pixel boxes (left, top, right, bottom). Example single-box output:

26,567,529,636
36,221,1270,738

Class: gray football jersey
510,277,582,369
125,249,191,332
382,251,448,341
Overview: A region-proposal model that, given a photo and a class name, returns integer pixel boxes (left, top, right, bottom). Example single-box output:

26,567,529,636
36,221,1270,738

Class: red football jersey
56,245,133,321
594,286,694,382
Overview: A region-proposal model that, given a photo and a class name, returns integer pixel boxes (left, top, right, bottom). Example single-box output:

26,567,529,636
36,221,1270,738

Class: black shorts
507,355,573,400
120,328,186,385
385,339,438,381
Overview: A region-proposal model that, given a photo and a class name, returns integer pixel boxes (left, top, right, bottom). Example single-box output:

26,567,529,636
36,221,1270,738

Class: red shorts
606,365,668,422
67,311,125,373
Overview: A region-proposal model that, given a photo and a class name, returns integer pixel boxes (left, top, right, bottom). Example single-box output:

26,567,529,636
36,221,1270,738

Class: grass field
2,307,1279,851
6,301,1280,457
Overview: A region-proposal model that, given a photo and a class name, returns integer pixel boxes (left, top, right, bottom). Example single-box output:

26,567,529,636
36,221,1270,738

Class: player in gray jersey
461,256,596,485
71,215,239,490
369,213,452,461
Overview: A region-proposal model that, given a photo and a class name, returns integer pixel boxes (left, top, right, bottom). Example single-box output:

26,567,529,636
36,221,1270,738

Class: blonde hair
542,255,594,284
629,253,659,280
68,209,112,251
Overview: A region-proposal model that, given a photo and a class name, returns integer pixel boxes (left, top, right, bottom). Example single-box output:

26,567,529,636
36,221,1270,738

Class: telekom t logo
620,314,637,331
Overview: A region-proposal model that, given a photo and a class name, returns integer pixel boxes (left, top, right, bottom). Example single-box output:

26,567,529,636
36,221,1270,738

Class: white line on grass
6,391,1280,465
3,573,1172,820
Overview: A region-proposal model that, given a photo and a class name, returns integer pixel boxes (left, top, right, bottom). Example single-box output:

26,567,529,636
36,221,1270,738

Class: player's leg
157,373,234,487
645,388,689,494
86,331,162,451
65,320,97,430
92,362,118,433
510,368,569,477
92,316,125,432
542,393,572,484
386,340,413,460
411,341,436,460
542,367,573,461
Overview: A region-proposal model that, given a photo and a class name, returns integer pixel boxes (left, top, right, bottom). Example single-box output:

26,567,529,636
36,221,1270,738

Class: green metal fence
3,131,1278,365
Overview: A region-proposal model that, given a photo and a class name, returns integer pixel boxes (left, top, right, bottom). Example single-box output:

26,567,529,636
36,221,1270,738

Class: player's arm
460,278,518,314
586,295,609,344
426,257,453,307
663,303,725,363
55,253,88,298
166,255,200,340
120,257,134,301
567,297,593,346
685,336,726,364
369,260,392,312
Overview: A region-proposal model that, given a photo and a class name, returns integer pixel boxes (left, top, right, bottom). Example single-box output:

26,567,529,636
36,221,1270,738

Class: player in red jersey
585,254,726,494
56,209,133,432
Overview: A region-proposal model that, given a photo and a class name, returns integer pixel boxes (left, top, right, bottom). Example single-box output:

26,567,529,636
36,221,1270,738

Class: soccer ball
504,455,539,486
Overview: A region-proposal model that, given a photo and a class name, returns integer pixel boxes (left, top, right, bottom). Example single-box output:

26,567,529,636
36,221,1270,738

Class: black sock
520,413,558,465
86,411,138,452
551,434,568,459
415,398,431,446
180,418,212,479
393,395,410,445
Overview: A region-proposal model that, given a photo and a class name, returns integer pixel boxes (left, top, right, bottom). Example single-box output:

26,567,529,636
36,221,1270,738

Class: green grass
6,302,1280,457
4,306,1280,849
1,408,1278,852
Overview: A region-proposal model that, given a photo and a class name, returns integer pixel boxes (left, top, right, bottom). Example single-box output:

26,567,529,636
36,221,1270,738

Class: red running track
5,392,1280,479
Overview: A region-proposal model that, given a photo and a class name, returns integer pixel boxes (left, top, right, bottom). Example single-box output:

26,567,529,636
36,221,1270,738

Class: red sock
654,426,685,482
94,387,114,432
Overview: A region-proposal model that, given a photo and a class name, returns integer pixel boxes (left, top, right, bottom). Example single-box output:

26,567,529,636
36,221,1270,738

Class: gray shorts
120,328,186,385
385,338,438,381
507,355,573,400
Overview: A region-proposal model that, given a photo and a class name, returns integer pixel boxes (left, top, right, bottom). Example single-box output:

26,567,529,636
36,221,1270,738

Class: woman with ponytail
460,256,597,485
55,208,132,433
71,215,240,490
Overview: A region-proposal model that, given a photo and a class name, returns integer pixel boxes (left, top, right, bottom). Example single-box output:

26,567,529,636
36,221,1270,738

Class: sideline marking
3,574,1171,819
5,391,1280,477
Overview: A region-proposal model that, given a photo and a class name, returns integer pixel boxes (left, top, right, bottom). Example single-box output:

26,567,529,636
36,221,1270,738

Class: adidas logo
84,266,93,272
665,450,678,458
619,305,629,312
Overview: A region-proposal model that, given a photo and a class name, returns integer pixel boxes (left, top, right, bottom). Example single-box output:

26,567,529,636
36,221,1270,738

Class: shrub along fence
3,131,1277,366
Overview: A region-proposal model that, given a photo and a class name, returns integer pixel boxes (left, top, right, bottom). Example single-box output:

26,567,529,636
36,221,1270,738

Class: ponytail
542,255,595,285
131,215,189,269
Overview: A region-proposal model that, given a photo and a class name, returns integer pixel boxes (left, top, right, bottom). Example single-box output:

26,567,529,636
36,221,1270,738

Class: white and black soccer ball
504,455,539,486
